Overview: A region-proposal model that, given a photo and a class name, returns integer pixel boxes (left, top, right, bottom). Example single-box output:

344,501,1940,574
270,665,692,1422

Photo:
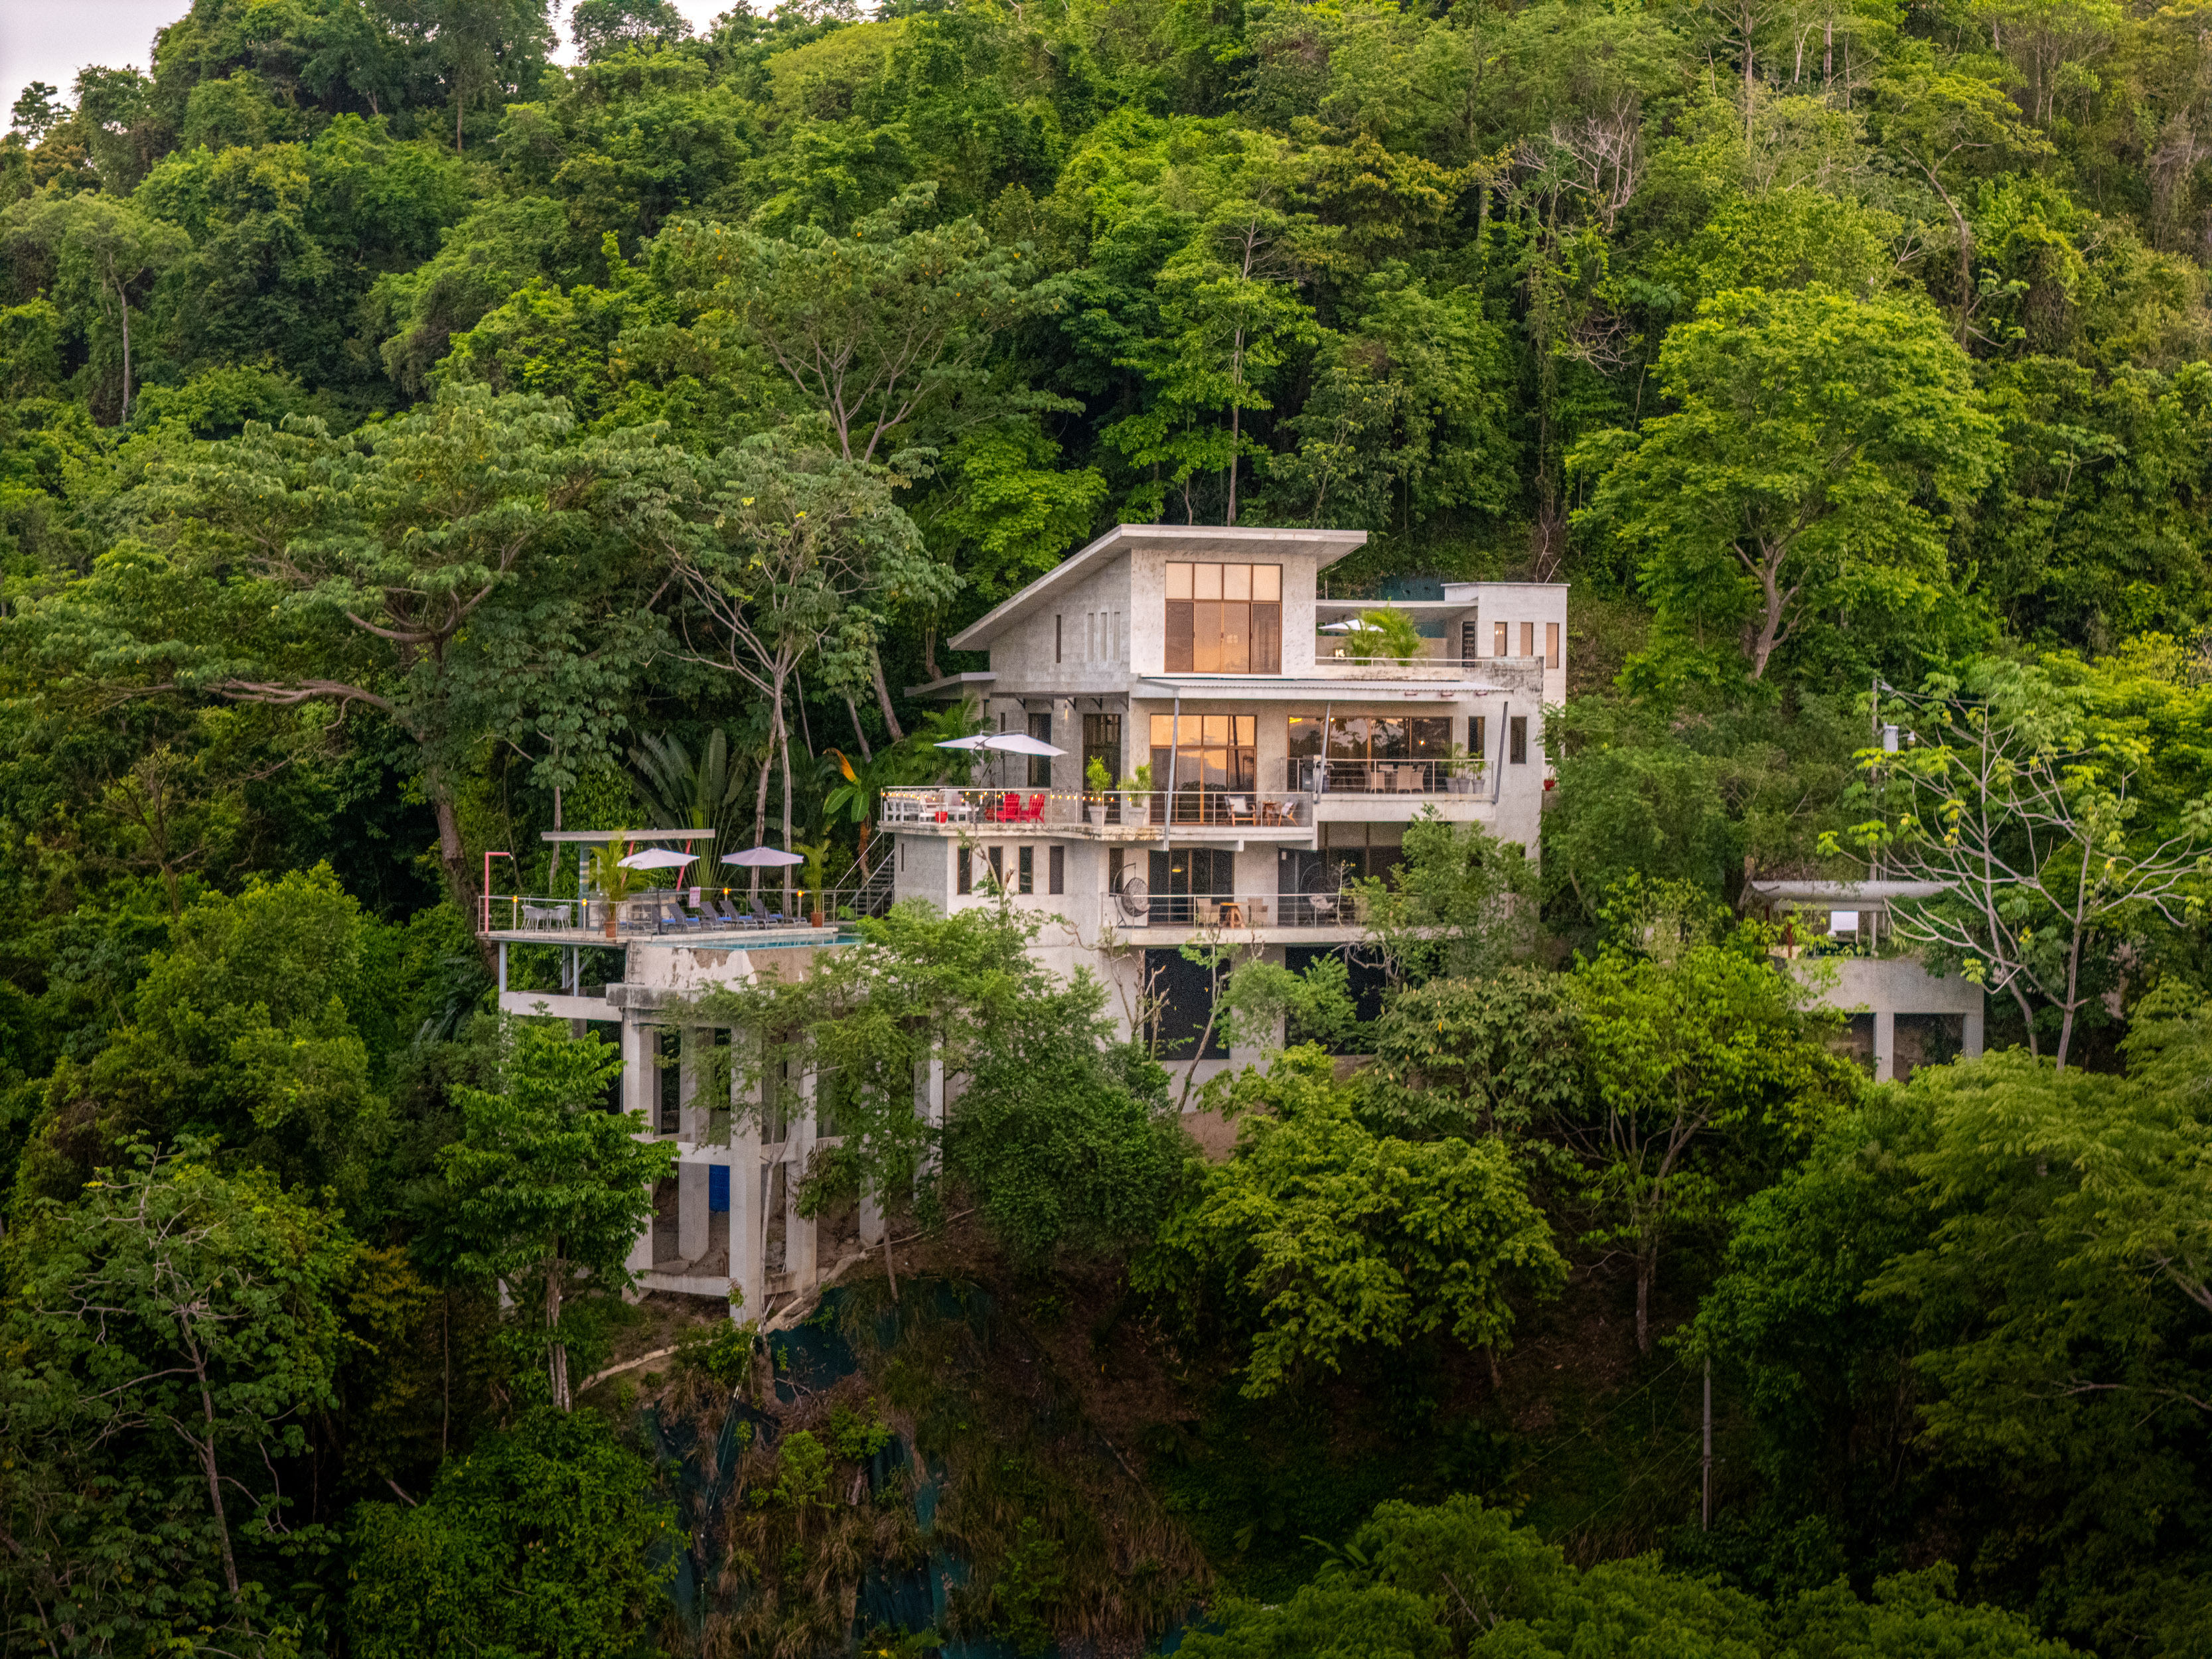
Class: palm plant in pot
794,837,832,926
1085,755,1112,825
585,837,638,939
1122,762,1153,822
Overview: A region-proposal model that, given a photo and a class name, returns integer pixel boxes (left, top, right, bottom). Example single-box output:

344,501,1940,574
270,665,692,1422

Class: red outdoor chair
1021,792,1045,822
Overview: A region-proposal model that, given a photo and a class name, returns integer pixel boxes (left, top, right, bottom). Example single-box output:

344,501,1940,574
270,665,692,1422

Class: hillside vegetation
1,0,2211,1655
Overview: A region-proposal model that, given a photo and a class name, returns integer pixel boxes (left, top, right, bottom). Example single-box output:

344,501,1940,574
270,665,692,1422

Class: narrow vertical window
1509,716,1528,764
1109,846,1125,896
1493,620,1509,656
1028,711,1053,788
1546,621,1561,668
1520,621,1535,657
656,1027,680,1134
1018,845,1035,894
1165,563,1195,672
1055,614,1063,663
1049,844,1065,894
1471,715,1487,761
987,845,1004,887
957,847,972,895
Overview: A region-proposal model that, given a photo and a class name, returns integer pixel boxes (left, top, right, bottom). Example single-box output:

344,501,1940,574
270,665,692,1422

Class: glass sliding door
1149,714,1256,824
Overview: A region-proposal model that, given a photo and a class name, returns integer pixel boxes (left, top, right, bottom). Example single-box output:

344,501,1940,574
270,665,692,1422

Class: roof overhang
948,524,1368,652
902,671,996,701
1136,675,1522,701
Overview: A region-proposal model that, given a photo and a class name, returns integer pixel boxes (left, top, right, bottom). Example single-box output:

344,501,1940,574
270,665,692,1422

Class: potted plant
794,838,831,926
1084,755,1112,825
585,836,637,940
1443,742,1483,794
1121,762,1153,821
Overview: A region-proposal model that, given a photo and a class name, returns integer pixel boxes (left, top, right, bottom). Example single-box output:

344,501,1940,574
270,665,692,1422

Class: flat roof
948,524,1368,652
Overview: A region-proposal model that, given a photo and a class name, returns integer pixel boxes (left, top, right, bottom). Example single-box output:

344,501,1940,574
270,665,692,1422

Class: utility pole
1702,1353,1714,1531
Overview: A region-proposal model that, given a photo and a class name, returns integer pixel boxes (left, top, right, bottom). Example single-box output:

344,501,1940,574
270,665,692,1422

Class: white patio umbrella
617,848,697,871
933,734,995,750
720,846,804,867
982,732,1066,757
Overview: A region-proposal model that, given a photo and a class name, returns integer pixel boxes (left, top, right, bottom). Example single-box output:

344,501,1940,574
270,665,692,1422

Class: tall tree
3,194,188,424
439,1019,672,1411
1578,285,2000,684
0,1145,356,1642
30,384,672,925
1569,892,1857,1350
650,435,952,895
1838,661,2212,1070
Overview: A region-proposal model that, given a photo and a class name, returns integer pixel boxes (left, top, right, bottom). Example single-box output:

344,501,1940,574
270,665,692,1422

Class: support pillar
729,1119,763,1321
1873,1009,1896,1084
677,1159,709,1264
787,1072,818,1287
1963,1004,1985,1060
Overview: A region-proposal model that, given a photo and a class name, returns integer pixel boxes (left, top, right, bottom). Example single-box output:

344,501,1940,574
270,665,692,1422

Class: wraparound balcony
881,788,1313,837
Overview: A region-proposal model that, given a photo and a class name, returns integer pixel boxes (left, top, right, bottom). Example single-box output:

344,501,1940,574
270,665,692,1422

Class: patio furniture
1217,899,1246,928
1225,795,1255,826
520,903,572,930
1396,764,1425,792
1019,792,1047,823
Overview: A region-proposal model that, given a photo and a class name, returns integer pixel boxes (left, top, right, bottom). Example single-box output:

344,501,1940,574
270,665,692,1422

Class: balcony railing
882,787,1313,831
1101,889,1362,930
483,891,829,936
1292,758,1487,795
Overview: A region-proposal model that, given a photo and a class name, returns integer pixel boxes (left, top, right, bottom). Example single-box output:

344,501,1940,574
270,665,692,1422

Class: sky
1,1,739,137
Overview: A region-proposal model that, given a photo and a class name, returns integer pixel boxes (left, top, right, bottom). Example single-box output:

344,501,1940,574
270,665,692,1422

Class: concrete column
787,1073,818,1286
676,1158,710,1263
729,1120,763,1321
859,1190,885,1248
624,1182,656,1279
1873,1010,1896,1084
623,1017,653,1122
680,1029,709,1145
1964,1005,1985,1060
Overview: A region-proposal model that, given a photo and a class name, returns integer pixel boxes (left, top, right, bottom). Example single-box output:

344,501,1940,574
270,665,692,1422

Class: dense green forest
2,0,2211,1653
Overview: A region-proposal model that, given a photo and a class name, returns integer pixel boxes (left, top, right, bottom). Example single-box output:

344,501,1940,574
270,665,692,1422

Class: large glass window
1165,562,1282,673
1147,848,1236,926
1149,714,1256,822
1292,715,1453,791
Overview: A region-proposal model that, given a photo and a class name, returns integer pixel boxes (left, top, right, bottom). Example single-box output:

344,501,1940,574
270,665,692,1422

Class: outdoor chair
1226,794,1255,825
1020,792,1046,822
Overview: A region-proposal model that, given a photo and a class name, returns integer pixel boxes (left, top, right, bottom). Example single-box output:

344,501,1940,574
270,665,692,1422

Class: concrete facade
487,524,1573,1315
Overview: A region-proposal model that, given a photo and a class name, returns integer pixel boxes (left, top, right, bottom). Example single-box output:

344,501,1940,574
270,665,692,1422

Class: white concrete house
480,524,1572,1317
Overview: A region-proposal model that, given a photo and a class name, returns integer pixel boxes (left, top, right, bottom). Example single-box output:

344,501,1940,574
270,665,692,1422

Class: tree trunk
843,693,874,762
547,1253,571,1411
779,702,796,916
1748,557,1787,680
113,265,131,425
882,1215,900,1303
871,646,906,742
188,1355,242,1601
1635,1237,1656,1353
432,790,492,962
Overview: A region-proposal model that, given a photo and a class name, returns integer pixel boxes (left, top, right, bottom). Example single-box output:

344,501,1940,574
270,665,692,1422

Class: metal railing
1295,758,1487,795
1101,889,1362,930
484,891,826,936
882,787,1313,831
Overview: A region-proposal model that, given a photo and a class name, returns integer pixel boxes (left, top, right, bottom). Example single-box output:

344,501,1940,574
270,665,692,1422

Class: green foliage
1568,901,1858,1351
1578,286,2001,686
0,1143,359,1649
439,1019,674,1407
347,1407,678,1659
1363,968,1584,1139
1138,1047,1568,1396
1356,812,1540,985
